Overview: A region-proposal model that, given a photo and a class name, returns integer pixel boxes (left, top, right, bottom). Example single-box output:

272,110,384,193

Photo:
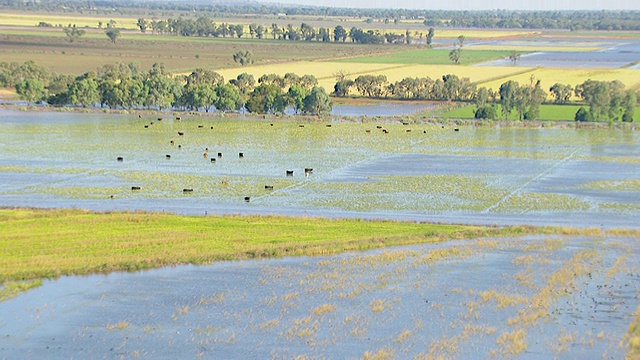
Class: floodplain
0,112,638,228
1,9,640,359
1,228,638,358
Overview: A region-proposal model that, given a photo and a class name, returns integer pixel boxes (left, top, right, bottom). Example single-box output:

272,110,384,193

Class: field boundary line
473,66,539,86
250,130,436,204
481,147,580,214
315,64,415,81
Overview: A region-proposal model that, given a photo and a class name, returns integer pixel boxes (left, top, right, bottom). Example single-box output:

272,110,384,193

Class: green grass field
442,104,640,122
335,49,517,65
0,208,539,284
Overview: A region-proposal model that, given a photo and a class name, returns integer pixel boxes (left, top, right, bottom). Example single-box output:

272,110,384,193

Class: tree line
333,74,637,122
2,61,332,115
4,0,640,31
2,60,636,122
135,17,415,45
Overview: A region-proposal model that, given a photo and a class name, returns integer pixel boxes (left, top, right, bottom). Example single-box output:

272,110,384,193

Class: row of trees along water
2,60,636,122
335,73,637,122
2,61,331,115
5,0,640,31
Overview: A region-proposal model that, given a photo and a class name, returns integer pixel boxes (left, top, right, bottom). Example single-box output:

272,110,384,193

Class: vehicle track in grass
481,147,581,214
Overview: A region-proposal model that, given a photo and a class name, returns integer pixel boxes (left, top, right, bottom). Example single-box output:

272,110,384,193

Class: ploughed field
0,111,638,228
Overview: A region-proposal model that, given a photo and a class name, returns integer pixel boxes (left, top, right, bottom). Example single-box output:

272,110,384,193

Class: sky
258,0,640,10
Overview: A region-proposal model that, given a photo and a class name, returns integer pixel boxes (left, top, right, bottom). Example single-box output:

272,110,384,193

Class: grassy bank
442,103,640,122
0,208,564,297
0,208,530,282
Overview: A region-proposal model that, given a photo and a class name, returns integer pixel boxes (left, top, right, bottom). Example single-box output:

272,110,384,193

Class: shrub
474,105,496,120
574,107,591,122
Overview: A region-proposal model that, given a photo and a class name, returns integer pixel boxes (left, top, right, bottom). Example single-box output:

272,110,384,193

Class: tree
303,86,332,116
426,27,435,47
67,75,99,107
232,50,253,66
499,80,519,120
300,23,315,41
215,83,243,112
475,106,496,119
229,73,255,96
234,24,244,38
622,90,637,122
449,48,462,65
105,28,120,43
271,23,281,39
575,106,590,122
185,68,224,87
137,18,148,33
354,75,387,98
15,78,45,105
257,73,285,89
245,84,285,114
449,35,465,65
287,84,308,114
508,50,521,64
549,83,573,104
283,73,301,87
474,87,491,108
574,80,627,121
144,63,180,110
182,83,216,112
300,74,318,89
334,25,347,42
46,73,74,106
63,24,85,43
405,30,412,44
255,25,264,39
334,79,354,97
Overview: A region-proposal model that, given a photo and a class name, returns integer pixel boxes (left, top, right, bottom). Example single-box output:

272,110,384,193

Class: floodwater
1,111,639,358
1,235,637,358
330,102,436,117
474,38,640,68
0,110,639,229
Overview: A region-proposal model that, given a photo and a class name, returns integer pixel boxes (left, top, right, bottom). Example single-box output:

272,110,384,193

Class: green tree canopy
15,78,46,105
303,86,332,116
105,28,121,43
63,24,85,43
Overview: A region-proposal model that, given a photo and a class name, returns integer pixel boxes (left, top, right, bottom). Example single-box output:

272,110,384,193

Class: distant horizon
256,0,640,11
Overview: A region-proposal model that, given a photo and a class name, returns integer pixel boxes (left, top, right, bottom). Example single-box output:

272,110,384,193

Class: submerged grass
0,279,42,301
627,305,640,359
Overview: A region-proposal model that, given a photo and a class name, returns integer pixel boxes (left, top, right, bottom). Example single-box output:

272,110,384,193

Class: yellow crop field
0,13,138,29
365,65,532,84
316,64,533,92
217,62,532,93
215,61,402,84
478,67,640,99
